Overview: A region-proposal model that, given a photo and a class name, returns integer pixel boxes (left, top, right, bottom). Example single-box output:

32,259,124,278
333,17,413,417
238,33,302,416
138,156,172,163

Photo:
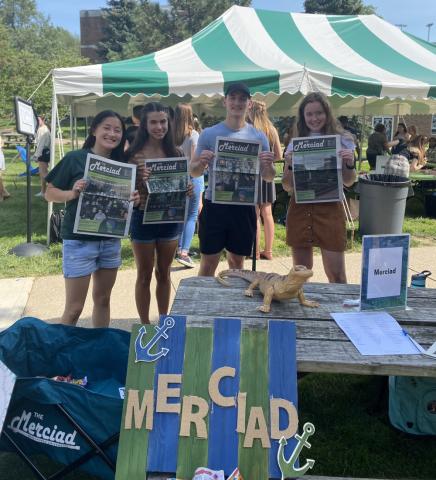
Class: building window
431,115,436,135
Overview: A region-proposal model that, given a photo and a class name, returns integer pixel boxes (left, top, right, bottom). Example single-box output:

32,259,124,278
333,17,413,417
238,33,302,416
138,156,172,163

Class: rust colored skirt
285,197,346,252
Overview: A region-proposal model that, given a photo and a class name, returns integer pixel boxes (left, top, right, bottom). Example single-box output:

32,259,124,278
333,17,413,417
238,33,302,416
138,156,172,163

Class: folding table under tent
47,5,436,235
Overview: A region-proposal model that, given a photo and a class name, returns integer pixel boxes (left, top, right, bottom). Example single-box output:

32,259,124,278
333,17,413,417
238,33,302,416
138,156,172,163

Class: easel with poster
115,316,316,480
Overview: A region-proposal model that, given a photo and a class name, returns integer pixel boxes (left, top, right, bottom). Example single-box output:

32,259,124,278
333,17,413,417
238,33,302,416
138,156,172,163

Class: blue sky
36,0,436,41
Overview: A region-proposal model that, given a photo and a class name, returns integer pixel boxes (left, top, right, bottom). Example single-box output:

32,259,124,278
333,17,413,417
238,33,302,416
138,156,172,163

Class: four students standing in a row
46,82,356,326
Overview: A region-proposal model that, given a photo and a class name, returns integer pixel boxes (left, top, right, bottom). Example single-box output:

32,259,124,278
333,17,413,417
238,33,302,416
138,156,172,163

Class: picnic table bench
0,131,26,147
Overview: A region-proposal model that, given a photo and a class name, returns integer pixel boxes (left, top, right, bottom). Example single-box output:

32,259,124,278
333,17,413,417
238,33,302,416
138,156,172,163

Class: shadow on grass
299,373,436,479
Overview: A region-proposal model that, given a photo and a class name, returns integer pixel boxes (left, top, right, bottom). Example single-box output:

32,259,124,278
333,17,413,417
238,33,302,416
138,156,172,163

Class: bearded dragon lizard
217,265,319,313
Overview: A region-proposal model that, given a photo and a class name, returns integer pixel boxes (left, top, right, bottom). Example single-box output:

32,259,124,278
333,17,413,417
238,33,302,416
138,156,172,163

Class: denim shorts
62,239,122,278
130,209,182,244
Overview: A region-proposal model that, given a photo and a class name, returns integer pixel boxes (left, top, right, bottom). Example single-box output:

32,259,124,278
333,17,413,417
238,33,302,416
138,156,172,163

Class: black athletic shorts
198,199,256,256
37,147,50,163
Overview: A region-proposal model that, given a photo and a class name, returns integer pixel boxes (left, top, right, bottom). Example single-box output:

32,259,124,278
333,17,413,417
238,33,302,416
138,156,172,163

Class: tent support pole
46,82,57,246
70,105,73,150
74,116,78,149
358,98,367,172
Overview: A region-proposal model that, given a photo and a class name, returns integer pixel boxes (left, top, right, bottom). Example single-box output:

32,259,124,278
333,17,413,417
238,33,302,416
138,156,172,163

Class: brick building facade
371,114,435,140
80,10,106,64
400,115,434,137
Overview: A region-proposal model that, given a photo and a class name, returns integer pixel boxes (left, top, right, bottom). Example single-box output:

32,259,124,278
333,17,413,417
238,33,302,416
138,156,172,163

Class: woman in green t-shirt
45,110,138,327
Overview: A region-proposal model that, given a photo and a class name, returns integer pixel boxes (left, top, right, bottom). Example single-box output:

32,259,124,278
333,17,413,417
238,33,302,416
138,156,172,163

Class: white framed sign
360,234,410,311
14,97,38,137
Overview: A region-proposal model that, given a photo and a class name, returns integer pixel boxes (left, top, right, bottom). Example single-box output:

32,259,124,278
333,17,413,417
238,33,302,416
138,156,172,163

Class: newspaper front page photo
291,134,343,203
73,153,136,238
143,157,189,224
212,137,261,206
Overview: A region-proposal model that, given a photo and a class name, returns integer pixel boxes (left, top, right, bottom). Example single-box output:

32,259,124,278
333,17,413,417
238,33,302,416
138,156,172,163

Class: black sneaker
176,254,194,268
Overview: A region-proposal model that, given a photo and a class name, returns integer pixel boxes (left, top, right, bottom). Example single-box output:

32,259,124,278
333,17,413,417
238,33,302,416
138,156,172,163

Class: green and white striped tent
53,5,436,116
47,5,436,242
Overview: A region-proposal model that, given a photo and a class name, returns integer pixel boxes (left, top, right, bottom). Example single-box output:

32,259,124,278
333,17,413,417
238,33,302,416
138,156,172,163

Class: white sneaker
35,191,44,197
176,254,194,268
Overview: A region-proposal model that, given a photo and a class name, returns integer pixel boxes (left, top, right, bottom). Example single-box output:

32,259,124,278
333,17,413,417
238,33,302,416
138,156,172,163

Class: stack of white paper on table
331,311,422,356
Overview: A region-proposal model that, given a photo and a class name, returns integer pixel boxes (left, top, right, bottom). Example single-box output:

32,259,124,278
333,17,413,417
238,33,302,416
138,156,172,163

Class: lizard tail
216,269,256,287
216,270,231,287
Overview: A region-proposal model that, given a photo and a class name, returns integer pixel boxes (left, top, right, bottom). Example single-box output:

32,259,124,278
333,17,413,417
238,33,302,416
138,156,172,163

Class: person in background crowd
338,115,361,161
125,105,145,150
393,122,411,143
408,135,428,172
191,82,276,276
174,103,204,268
366,123,390,169
0,134,11,201
193,115,202,134
132,105,143,127
282,92,356,284
392,122,411,158
127,102,191,324
426,137,436,163
33,116,51,197
247,100,281,260
167,106,175,127
408,125,418,141
45,110,138,327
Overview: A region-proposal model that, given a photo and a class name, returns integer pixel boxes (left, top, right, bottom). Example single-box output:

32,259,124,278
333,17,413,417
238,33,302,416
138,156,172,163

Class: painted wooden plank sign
115,315,299,480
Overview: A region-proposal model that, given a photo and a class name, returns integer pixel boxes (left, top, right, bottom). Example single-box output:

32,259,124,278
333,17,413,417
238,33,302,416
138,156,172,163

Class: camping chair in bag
0,317,130,480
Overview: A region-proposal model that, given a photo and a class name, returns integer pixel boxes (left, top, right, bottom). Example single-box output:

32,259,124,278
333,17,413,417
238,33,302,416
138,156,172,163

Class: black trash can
425,192,436,218
358,174,412,235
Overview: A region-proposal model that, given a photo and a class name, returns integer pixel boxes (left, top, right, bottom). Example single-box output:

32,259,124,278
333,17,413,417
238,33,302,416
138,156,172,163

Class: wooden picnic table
0,131,26,147
171,278,436,377
410,169,436,189
169,278,433,480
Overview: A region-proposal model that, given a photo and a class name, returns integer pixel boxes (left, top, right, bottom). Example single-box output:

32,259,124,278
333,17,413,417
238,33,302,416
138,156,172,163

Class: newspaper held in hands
143,157,189,224
212,137,260,206
73,153,136,238
291,134,343,203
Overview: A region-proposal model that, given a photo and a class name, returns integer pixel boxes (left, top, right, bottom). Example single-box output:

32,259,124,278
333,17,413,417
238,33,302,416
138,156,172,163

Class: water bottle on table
410,270,432,288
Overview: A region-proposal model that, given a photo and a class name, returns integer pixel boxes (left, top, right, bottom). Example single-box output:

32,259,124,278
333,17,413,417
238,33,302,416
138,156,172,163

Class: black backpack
391,140,410,159
49,209,64,244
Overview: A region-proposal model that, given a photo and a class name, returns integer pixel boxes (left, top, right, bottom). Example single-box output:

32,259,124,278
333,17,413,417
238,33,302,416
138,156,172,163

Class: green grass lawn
1,148,436,278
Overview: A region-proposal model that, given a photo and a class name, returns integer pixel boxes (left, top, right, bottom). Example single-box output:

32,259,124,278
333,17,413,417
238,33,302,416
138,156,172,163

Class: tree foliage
0,0,40,29
0,0,86,119
98,0,252,62
304,0,376,15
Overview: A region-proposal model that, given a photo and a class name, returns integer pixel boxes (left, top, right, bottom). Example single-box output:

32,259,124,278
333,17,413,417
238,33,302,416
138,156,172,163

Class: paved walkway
1,247,435,332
